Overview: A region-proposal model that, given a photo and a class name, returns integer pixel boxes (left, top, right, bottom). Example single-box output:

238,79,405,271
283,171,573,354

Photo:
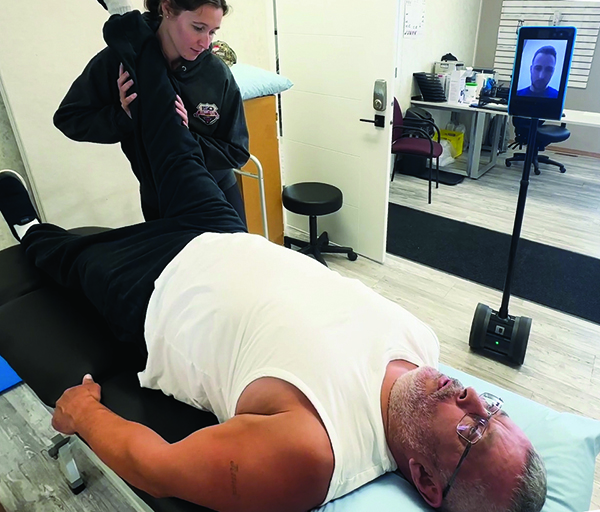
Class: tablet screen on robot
508,26,576,120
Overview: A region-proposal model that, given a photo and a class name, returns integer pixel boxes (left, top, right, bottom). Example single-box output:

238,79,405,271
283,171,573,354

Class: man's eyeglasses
441,392,503,500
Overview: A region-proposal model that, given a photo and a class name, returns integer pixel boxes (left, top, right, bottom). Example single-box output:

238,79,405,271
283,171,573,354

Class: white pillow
317,364,600,512
230,63,293,101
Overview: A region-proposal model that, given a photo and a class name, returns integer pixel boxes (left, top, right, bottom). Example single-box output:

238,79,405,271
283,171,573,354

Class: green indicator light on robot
496,341,500,345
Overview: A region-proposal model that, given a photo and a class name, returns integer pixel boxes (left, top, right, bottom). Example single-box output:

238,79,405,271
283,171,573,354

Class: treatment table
2,229,600,512
0,228,217,512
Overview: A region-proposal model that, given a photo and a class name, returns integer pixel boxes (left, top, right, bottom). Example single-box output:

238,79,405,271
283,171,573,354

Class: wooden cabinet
239,96,284,245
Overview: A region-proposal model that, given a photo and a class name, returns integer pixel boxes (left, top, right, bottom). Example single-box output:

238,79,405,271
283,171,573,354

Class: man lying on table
0,12,546,512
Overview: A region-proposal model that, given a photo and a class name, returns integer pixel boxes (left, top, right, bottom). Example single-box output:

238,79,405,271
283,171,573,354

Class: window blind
494,0,600,89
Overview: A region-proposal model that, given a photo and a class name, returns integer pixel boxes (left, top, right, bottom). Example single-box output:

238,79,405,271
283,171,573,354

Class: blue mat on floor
0,355,21,393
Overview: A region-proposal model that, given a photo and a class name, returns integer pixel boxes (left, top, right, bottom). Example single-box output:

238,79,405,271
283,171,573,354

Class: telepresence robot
469,26,576,365
468,119,538,366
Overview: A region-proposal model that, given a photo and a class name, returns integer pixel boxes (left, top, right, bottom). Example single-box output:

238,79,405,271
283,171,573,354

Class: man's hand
175,95,189,127
52,374,102,435
118,63,137,119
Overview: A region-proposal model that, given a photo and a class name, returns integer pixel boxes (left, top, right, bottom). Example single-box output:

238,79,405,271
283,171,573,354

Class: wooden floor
391,149,600,259
1,150,600,510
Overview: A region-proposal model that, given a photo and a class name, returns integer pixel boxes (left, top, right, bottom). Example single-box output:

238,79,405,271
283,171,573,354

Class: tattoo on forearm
230,461,239,497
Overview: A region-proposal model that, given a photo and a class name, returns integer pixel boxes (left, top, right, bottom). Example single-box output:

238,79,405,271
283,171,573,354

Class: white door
276,0,400,263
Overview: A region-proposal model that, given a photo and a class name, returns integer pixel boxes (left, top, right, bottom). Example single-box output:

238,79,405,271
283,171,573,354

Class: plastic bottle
464,83,478,104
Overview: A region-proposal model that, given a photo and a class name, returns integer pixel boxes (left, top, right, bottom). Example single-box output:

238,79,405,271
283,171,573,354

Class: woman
54,0,249,224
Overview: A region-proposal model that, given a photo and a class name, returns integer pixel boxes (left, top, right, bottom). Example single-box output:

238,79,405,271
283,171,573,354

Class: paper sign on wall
404,0,426,38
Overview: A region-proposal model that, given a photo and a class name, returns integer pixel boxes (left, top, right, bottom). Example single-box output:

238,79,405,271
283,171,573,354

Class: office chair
505,117,570,175
391,98,443,204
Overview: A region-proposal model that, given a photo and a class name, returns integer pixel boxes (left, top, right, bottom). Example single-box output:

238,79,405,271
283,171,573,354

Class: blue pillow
230,64,293,101
317,364,600,512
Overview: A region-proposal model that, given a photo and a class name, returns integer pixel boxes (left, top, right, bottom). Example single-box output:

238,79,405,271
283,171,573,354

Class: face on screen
530,50,556,93
516,40,567,99
509,28,575,120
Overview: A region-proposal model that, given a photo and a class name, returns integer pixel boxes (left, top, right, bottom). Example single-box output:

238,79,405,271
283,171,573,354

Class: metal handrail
233,154,268,239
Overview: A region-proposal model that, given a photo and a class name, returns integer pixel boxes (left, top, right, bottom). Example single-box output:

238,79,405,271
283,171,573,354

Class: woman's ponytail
144,0,162,16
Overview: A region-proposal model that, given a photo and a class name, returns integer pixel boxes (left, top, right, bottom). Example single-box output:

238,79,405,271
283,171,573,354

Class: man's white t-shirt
140,232,440,504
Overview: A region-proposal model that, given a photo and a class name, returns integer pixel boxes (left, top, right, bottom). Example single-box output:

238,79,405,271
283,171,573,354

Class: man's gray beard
389,366,463,465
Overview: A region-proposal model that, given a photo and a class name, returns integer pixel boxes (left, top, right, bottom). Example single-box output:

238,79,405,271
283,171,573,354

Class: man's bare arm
53,376,334,512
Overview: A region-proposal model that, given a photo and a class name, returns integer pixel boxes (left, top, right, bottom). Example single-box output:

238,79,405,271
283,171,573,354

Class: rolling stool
282,182,357,267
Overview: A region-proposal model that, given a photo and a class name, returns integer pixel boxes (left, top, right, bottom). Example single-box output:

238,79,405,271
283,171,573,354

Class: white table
410,100,600,179
559,109,600,128
411,100,508,179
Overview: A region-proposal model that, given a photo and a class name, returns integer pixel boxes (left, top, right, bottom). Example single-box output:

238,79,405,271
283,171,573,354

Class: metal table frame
233,154,269,239
411,100,508,179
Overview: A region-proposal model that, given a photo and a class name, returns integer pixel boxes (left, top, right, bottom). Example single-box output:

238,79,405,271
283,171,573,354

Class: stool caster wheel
534,167,541,175
560,166,566,173
348,251,358,261
505,161,511,168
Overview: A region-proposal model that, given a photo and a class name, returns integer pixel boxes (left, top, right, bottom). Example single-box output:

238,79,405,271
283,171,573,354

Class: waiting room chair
505,117,570,175
391,98,443,204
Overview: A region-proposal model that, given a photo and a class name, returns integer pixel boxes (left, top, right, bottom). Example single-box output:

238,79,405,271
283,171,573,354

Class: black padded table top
101,372,218,445
0,243,45,305
0,238,218,512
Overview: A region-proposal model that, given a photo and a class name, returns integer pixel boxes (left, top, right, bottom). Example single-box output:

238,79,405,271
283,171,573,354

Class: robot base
469,303,532,366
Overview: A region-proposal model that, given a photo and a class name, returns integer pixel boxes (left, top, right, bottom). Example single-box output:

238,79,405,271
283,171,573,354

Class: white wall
219,0,276,71
0,0,147,228
395,0,483,111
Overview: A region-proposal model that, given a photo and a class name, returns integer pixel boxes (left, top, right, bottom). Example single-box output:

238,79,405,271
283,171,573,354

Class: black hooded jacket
53,13,250,180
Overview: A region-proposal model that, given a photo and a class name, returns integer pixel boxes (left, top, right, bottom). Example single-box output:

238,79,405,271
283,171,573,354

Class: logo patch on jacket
193,103,220,125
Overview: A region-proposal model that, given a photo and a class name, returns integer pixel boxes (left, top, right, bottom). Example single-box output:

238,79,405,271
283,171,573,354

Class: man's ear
408,458,444,508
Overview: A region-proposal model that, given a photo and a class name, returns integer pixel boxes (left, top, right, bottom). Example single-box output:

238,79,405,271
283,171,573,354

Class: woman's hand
117,63,137,119
52,374,102,435
175,95,189,128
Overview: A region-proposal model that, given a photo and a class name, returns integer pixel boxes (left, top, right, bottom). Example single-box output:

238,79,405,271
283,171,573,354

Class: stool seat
282,181,356,267
282,182,343,217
